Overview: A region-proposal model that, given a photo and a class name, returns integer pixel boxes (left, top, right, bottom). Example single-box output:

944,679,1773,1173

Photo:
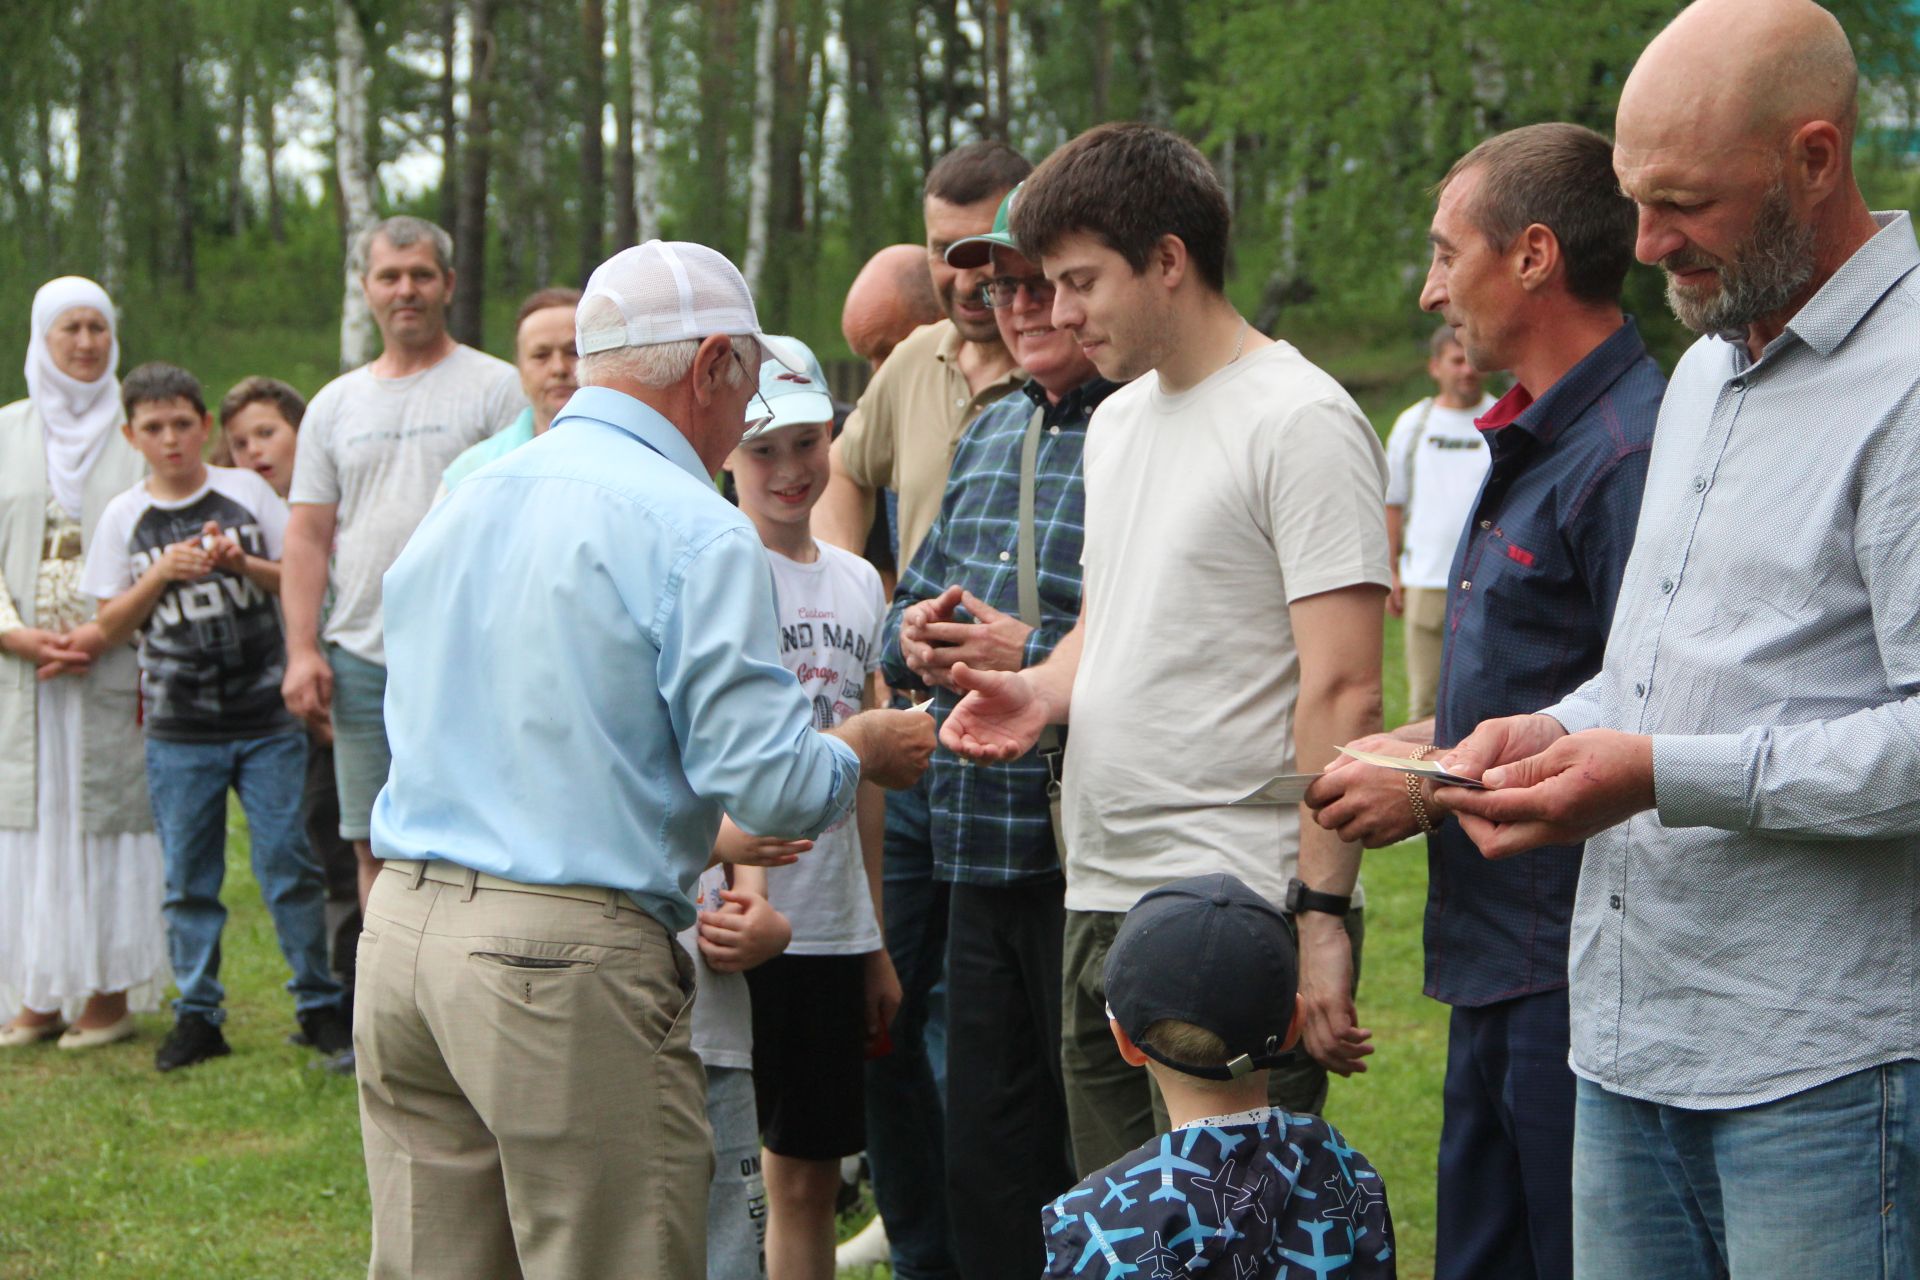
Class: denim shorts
327,644,390,841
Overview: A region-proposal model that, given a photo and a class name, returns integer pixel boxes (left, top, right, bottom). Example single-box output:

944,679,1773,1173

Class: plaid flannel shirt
881,376,1118,885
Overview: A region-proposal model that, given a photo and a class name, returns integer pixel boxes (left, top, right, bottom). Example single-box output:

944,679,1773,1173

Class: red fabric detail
1506,543,1535,567
1477,383,1535,434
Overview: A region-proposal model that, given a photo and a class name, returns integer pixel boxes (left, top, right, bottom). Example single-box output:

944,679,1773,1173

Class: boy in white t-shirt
71,363,347,1073
1383,325,1495,721
720,337,897,1279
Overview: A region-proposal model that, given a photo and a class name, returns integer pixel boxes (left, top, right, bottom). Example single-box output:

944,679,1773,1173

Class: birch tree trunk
610,0,636,249
437,0,459,232
741,0,778,295
100,79,136,295
450,0,497,347
629,0,660,240
334,0,379,369
260,90,285,243
578,0,606,284
527,4,553,283
229,85,248,234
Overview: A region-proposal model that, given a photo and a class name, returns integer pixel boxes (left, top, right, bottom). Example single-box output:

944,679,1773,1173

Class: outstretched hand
938,662,1050,762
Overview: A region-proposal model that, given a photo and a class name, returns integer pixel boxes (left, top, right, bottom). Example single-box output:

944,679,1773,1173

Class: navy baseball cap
1104,873,1299,1081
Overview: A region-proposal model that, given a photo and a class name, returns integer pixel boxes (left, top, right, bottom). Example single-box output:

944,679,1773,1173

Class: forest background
8,0,1920,416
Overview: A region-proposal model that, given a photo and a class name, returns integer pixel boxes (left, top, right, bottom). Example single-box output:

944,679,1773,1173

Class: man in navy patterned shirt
881,183,1118,1279
1306,123,1662,1280
1042,873,1394,1279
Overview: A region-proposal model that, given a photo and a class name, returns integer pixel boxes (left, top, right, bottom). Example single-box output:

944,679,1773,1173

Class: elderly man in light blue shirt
355,240,934,1280
1439,3,1920,1277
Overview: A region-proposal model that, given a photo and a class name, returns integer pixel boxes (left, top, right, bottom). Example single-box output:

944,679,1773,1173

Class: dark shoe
298,1004,353,1057
155,1014,231,1072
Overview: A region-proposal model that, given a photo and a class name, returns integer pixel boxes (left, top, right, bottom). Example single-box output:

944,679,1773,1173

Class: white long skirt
0,678,169,1018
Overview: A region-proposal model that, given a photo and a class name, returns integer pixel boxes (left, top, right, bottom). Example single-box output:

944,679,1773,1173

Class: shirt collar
1782,211,1920,358
1476,316,1650,453
548,386,712,486
1019,374,1121,426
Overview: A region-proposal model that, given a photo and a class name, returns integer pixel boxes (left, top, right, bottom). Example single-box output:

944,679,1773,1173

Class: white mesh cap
577,239,806,372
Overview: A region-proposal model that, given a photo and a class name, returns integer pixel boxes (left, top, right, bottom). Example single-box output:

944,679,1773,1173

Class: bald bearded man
1437,3,1920,1275
842,245,943,370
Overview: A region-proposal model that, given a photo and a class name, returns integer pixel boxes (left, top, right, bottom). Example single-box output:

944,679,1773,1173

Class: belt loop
461,864,479,903
602,886,620,919
407,860,427,890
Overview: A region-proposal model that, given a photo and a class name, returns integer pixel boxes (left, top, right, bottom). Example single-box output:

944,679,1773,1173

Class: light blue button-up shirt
1545,212,1920,1108
370,386,861,932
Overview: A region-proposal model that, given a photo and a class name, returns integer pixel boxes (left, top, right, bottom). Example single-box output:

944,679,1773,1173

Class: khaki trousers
355,862,710,1280
1403,585,1449,722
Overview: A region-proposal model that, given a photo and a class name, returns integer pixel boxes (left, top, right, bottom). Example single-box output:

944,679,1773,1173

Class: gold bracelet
1407,744,1439,834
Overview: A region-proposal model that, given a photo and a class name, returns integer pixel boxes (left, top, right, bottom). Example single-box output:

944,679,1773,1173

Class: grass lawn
0,627,1446,1280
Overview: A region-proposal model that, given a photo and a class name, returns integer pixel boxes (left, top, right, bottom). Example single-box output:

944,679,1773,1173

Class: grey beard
1664,183,1818,341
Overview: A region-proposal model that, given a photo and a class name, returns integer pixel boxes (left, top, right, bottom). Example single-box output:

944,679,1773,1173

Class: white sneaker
834,1214,891,1270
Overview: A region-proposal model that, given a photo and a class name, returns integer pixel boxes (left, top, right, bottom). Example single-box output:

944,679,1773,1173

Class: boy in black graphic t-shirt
72,363,349,1072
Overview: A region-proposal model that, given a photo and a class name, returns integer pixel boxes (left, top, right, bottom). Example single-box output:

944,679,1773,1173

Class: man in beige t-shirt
817,142,1032,572
815,139,1030,1280
942,124,1389,1176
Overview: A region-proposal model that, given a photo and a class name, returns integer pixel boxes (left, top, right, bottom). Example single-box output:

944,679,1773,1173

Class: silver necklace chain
1230,319,1248,364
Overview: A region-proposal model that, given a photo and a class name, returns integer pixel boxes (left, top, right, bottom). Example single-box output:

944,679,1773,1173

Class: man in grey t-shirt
281,215,523,912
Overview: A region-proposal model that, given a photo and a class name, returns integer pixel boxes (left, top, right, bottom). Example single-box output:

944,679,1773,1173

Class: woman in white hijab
0,277,169,1049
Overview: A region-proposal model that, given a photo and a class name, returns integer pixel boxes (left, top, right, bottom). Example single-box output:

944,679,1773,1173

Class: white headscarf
25,276,121,518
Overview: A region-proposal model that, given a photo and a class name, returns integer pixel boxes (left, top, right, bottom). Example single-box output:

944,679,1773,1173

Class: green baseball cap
942,182,1024,270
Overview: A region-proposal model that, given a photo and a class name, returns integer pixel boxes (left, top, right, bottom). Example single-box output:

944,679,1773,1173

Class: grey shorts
326,644,390,842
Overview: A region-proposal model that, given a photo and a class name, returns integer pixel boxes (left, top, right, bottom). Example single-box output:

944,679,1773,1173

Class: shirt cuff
1651,732,1750,830
824,733,863,818
1539,696,1603,735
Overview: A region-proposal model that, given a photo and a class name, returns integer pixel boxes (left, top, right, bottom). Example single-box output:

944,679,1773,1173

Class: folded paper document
1230,774,1322,805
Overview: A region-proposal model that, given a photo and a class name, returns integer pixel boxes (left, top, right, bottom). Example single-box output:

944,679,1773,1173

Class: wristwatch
1284,876,1352,919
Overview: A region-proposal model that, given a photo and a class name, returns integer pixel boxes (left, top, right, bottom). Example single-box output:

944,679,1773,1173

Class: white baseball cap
739,334,835,441
576,239,808,373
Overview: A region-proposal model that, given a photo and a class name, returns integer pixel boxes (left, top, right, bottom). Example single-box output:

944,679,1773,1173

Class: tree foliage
2,0,1919,383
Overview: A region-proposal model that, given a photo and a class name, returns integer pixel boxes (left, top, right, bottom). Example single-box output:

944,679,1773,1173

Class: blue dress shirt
370,386,861,932
1428,319,1663,1006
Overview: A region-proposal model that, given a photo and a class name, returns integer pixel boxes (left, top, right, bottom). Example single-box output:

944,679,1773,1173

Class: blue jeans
1436,989,1574,1280
863,772,957,1279
1573,1062,1920,1279
145,731,342,1023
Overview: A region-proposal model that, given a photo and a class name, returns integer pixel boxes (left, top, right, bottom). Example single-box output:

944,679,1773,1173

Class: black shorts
744,952,867,1160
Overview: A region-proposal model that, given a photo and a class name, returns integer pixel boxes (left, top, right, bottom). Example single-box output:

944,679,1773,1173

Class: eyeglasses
979,275,1057,309
734,348,776,435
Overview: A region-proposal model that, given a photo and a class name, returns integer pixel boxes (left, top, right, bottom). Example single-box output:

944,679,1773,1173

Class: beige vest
0,398,153,833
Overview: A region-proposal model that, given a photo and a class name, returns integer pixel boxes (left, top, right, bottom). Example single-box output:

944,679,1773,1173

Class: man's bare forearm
816,438,876,554
281,505,335,657
1296,672,1383,897
1024,618,1084,723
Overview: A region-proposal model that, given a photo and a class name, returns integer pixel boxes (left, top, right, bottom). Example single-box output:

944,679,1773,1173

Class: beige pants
355,863,710,1279
1403,585,1449,722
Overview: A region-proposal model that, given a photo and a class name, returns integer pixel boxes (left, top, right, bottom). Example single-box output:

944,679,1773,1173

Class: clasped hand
900,585,1032,690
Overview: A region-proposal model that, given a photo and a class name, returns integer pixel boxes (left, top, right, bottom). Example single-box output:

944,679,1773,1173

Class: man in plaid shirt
880,183,1118,1279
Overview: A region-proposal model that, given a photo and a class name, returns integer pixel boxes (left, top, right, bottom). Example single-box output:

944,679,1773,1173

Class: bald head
1621,0,1856,159
842,244,943,369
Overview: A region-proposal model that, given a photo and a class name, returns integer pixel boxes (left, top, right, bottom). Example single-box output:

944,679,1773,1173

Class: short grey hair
577,328,761,390
353,215,454,277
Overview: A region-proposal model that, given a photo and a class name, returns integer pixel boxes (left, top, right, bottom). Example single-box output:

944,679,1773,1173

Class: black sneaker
155,1013,231,1072
297,1004,353,1057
